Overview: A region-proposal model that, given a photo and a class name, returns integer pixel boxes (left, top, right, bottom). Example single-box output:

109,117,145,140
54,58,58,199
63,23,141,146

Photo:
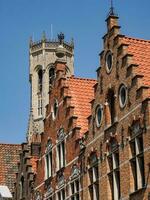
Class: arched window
38,69,43,92
49,67,55,85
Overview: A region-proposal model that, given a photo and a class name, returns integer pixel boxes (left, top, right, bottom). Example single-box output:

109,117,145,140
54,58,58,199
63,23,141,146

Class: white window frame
56,141,65,171
108,150,120,200
130,133,145,191
70,178,80,200
57,188,65,200
45,150,53,180
88,163,99,200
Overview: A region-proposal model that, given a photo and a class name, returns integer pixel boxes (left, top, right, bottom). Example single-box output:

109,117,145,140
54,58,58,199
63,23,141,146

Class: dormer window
106,51,113,73
119,84,127,108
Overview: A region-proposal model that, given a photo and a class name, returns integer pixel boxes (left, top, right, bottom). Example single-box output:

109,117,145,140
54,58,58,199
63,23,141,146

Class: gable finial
108,0,116,16
110,0,114,15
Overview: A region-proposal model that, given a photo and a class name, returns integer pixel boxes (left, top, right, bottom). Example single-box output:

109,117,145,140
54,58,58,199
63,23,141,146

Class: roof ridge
0,143,21,146
124,36,150,43
69,76,97,82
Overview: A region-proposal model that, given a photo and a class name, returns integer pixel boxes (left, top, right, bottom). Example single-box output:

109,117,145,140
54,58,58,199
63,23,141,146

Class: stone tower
27,33,74,143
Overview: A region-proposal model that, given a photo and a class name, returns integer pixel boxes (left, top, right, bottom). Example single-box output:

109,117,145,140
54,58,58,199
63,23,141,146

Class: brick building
14,9,150,200
0,144,21,197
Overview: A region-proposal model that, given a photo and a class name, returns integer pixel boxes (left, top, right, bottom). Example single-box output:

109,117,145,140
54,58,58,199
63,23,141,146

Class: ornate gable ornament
57,171,65,188
70,164,80,180
57,128,65,142
35,191,42,200
106,133,119,153
88,150,99,167
130,120,143,138
46,139,53,153
44,185,53,199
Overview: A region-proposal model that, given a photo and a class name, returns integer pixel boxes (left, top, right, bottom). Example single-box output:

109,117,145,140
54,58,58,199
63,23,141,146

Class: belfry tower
27,33,74,143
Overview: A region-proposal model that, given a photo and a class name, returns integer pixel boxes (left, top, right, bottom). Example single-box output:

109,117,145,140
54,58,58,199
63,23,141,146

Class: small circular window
119,84,127,108
106,51,113,73
96,105,103,127
52,99,58,120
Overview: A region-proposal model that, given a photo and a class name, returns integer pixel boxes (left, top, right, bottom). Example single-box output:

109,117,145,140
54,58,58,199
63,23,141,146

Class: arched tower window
49,67,55,85
37,69,43,116
38,69,43,92
107,89,116,125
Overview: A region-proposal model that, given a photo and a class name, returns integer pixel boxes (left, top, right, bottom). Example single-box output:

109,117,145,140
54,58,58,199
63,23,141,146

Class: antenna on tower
110,0,114,15
50,24,53,41
109,0,116,16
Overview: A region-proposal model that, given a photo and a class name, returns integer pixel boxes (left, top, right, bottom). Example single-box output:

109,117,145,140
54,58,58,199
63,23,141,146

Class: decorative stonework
57,128,65,142
70,164,80,180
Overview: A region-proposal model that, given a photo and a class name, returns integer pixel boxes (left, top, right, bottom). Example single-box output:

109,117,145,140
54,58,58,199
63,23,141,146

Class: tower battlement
30,38,74,55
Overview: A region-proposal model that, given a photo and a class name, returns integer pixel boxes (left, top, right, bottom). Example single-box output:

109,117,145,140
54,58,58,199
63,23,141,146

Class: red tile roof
0,144,21,192
122,37,150,95
67,77,96,137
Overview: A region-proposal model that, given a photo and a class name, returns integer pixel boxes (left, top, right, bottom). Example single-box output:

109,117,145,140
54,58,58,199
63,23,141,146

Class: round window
52,99,58,120
96,105,103,127
119,84,127,108
106,51,113,73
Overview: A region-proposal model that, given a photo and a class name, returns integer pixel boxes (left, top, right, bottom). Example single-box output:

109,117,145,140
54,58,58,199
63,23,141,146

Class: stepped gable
122,36,150,94
67,76,96,136
0,143,21,192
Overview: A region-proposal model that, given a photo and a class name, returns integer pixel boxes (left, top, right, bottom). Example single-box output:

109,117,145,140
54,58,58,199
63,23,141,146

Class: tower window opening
38,94,42,116
38,69,43,92
107,89,116,124
49,67,55,85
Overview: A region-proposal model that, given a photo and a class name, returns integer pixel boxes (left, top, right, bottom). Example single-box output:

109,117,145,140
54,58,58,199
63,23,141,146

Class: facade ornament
58,32,65,45
70,164,80,180
46,139,53,153
57,172,65,188
57,128,65,142
79,138,86,150
44,185,53,198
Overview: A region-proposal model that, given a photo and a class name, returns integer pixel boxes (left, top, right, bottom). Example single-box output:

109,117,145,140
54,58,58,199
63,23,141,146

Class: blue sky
0,0,150,144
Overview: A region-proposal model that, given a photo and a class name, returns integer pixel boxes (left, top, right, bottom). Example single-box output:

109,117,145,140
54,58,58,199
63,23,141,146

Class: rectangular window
57,141,65,170
108,151,120,200
70,179,80,200
57,189,65,200
45,151,52,179
88,164,99,200
130,134,145,191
